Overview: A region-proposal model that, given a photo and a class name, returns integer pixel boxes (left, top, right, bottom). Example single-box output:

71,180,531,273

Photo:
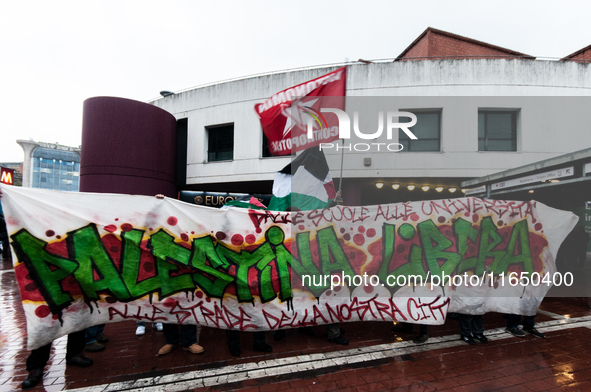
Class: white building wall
151,59,591,186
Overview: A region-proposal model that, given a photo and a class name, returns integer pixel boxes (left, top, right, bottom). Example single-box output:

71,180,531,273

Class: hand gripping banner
0,185,577,349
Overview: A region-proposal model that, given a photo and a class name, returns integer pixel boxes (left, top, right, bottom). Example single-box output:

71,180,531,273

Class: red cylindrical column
80,96,177,197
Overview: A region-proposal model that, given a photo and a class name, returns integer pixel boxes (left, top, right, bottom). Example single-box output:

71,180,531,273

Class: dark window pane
478,111,516,151
409,140,440,151
207,124,234,162
400,111,440,152
478,139,485,151
413,113,439,138
486,113,513,139
478,113,485,138
487,139,515,151
262,132,272,157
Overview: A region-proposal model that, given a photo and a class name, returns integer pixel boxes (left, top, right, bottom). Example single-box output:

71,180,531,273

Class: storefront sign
0,167,14,185
492,166,574,190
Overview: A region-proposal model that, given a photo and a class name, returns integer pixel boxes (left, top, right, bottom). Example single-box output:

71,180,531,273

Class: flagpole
337,138,345,204
338,76,348,205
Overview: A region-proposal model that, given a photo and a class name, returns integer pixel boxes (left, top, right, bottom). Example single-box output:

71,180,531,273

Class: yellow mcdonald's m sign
0,167,14,185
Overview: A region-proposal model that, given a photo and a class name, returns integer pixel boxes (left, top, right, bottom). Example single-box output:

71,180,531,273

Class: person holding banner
22,331,92,389
153,194,205,356
506,314,545,338
0,190,93,390
0,200,10,262
458,314,488,345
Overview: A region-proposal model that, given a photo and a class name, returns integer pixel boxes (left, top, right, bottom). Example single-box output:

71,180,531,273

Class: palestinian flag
267,148,336,211
222,196,267,210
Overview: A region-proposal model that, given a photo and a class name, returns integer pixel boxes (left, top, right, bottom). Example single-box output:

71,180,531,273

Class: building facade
147,28,591,207
17,140,81,191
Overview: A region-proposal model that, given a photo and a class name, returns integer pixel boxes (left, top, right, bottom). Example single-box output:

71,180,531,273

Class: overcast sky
1,0,590,162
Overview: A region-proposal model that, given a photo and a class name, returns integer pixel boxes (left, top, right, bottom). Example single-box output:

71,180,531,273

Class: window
31,148,80,191
207,124,234,162
478,111,517,151
176,118,188,186
399,111,441,152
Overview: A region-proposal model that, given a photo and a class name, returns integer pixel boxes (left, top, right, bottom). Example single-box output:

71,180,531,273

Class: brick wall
564,47,591,62
430,34,519,59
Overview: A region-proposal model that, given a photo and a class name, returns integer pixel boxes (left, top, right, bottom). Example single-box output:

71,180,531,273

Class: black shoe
328,335,349,345
96,333,109,343
461,335,478,345
66,354,93,367
299,326,315,336
413,334,429,344
85,342,105,352
229,346,241,357
253,343,273,353
474,334,489,343
523,327,546,338
273,330,286,341
391,323,413,333
505,326,526,337
22,368,43,389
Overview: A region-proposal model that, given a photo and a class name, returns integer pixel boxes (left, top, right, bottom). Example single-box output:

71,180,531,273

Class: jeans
85,324,105,344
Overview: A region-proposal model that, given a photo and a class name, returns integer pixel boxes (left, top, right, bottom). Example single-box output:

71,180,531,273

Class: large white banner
0,185,577,349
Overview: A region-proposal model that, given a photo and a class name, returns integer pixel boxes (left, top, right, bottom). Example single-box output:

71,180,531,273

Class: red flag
254,67,346,155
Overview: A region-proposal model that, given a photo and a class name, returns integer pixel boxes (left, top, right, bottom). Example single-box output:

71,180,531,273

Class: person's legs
458,314,478,344
1,237,9,260
458,314,473,337
472,315,488,343
163,324,180,345
65,330,86,361
136,321,147,335
226,330,241,356
413,324,429,343
85,325,105,352
472,315,484,335
85,325,99,344
391,322,413,333
506,314,521,329
253,331,272,352
418,324,429,336
24,332,91,389
522,315,545,338
179,324,197,348
179,324,203,354
522,315,535,330
25,343,51,372
326,324,341,339
95,324,108,343
23,343,51,389
506,314,526,337
157,324,181,355
327,324,348,345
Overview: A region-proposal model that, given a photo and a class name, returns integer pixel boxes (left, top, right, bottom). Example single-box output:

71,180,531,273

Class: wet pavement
2,257,591,392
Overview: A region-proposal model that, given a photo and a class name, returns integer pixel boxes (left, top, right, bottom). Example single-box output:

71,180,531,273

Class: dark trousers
85,324,105,344
26,330,85,371
458,314,484,337
163,324,196,348
398,322,429,335
507,314,535,329
226,330,266,350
